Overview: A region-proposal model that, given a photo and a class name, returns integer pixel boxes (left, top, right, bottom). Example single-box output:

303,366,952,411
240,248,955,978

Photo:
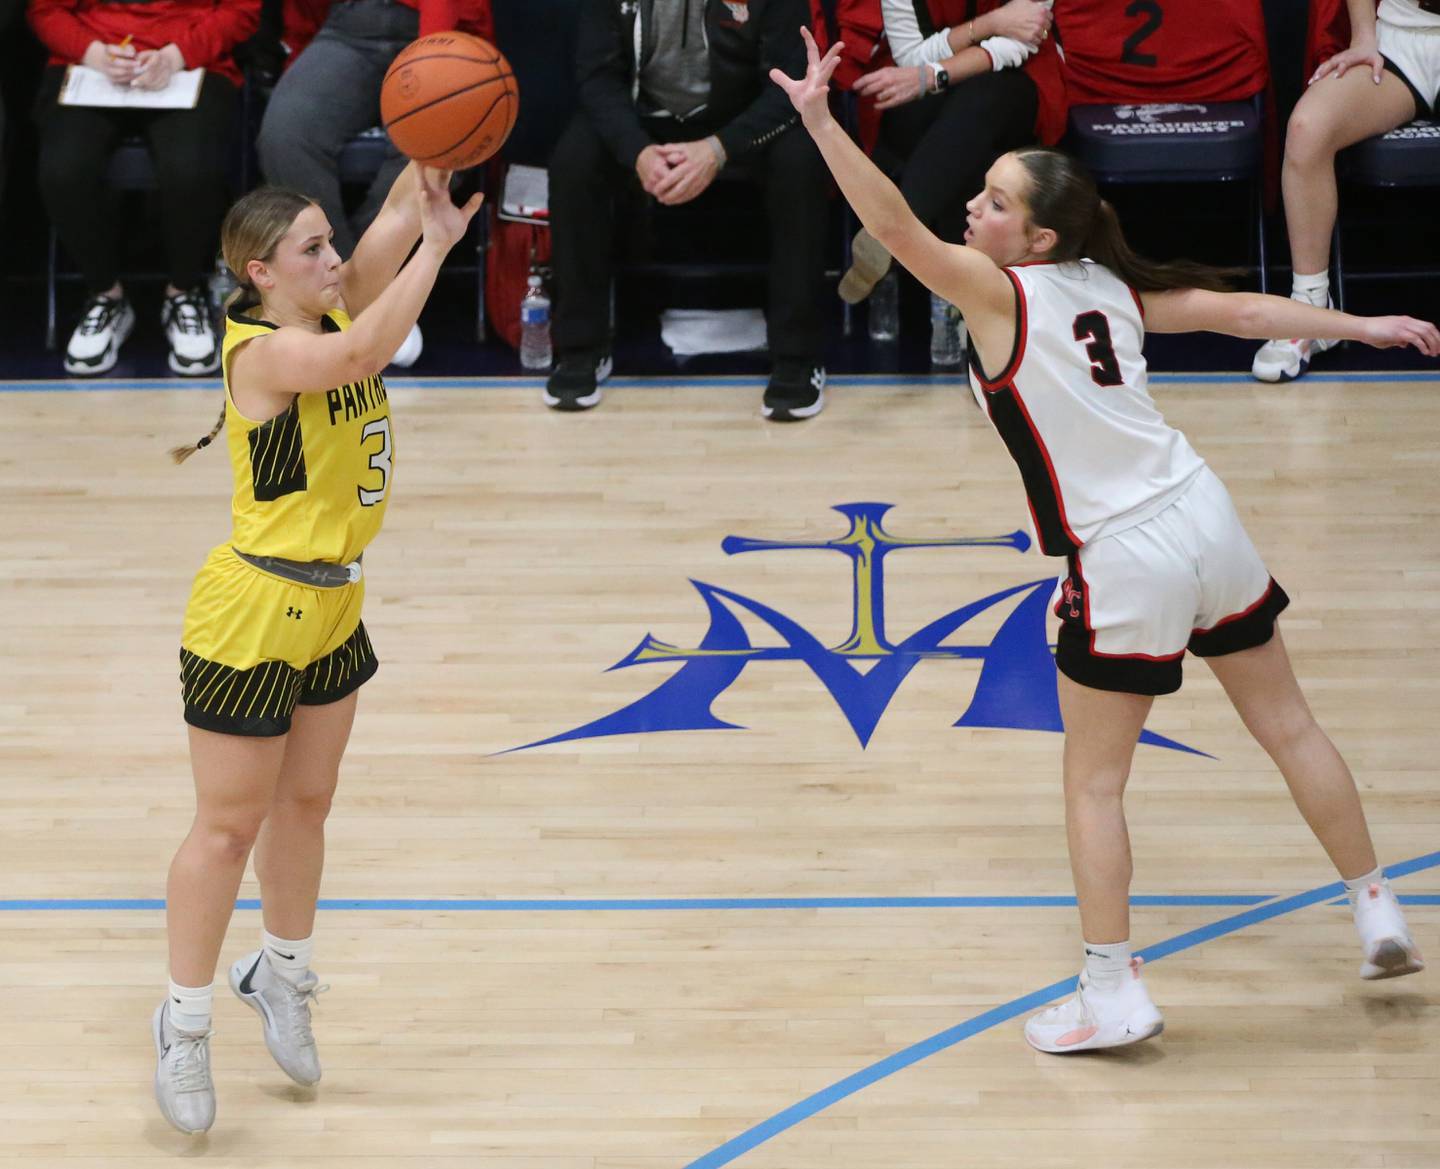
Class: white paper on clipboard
59,64,205,110
499,164,549,224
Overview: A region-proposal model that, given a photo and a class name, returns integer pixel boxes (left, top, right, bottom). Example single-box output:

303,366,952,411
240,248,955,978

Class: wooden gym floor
1,372,1436,1168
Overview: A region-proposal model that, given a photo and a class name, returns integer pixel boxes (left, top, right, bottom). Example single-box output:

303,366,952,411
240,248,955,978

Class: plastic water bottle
208,254,238,315
929,291,964,367
519,274,552,370
867,270,898,342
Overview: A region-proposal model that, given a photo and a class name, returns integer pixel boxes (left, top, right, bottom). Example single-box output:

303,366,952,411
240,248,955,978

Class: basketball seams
381,72,515,133
414,89,517,163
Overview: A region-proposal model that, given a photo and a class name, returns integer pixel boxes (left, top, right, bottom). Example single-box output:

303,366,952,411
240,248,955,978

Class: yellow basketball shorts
179,545,378,737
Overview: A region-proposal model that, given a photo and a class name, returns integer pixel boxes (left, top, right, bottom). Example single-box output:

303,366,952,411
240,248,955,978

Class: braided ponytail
171,185,315,465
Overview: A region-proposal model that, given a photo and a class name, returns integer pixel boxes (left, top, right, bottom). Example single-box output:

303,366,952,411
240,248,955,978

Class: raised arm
1141,287,1440,356
231,172,483,407
770,30,1013,324
339,162,448,316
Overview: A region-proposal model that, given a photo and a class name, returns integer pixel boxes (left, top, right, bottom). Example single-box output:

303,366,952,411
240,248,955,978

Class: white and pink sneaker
1352,882,1425,981
1024,957,1164,1054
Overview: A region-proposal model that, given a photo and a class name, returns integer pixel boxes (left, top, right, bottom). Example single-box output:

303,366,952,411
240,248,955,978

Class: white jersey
965,259,1205,556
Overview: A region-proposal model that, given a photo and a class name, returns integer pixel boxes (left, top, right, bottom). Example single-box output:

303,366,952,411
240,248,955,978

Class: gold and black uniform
179,307,394,735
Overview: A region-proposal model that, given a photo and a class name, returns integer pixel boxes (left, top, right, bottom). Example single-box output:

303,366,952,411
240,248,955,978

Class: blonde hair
170,186,317,464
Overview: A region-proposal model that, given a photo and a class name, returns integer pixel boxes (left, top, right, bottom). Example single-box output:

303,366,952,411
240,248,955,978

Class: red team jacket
279,0,495,63
1054,0,1270,103
28,0,261,86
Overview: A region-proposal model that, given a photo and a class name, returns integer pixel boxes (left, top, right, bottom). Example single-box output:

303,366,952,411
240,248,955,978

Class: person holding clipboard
28,0,261,376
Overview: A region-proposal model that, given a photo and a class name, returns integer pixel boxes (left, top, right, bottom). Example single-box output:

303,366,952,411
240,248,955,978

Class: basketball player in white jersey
775,30,1433,1053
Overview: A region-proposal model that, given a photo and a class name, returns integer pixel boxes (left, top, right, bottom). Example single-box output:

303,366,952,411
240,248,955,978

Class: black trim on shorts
1187,578,1291,658
179,621,378,738
1382,56,1432,119
1055,622,1184,696
297,621,378,706
181,649,304,738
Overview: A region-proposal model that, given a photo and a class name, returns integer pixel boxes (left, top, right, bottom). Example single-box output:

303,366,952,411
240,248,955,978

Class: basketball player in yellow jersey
152,165,482,1135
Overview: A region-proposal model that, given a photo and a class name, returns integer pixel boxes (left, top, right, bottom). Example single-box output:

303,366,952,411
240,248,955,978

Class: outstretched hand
1361,315,1440,356
417,169,484,253
769,27,843,129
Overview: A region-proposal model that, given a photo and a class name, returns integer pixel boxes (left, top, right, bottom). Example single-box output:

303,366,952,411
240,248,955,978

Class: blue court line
1,892,1434,912
684,850,1440,1169
3,370,1439,394
0,893,1283,911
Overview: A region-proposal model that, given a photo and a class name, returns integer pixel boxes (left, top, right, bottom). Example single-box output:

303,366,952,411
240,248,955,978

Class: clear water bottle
929,291,964,368
868,270,898,342
208,254,238,316
519,274,552,370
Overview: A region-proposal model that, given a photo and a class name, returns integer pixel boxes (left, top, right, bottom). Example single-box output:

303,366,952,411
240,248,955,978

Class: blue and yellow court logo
509,503,1199,754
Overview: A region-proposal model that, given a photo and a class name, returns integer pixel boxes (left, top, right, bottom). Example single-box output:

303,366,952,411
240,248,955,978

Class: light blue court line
2,892,1435,912
3,370,1440,394
0,893,1279,912
684,849,1440,1169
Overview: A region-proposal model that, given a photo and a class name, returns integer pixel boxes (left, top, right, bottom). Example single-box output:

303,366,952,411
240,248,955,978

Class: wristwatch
929,63,950,93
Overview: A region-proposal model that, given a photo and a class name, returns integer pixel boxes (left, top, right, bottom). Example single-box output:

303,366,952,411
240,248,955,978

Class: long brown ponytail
1011,147,1240,293
170,186,316,464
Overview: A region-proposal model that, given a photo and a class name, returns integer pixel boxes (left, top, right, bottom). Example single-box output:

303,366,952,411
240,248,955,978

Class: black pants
548,112,829,364
880,69,1038,243
35,66,238,294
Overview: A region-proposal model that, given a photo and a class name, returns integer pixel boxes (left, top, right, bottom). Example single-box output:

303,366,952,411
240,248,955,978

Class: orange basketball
380,32,518,171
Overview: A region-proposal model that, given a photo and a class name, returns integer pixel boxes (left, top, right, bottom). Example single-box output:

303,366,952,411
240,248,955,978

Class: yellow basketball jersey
220,307,394,564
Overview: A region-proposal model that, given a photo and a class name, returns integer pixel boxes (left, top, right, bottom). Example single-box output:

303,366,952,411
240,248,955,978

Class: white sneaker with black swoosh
1024,957,1164,1054
152,1000,215,1133
229,950,327,1085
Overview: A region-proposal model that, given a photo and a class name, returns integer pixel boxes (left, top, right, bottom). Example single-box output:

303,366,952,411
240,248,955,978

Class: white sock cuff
1343,865,1385,895
166,979,214,1031
262,930,315,981
1082,939,1132,970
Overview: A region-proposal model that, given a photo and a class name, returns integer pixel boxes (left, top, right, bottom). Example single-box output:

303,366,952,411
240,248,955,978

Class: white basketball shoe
229,950,327,1085
1024,957,1165,1054
1352,881,1425,980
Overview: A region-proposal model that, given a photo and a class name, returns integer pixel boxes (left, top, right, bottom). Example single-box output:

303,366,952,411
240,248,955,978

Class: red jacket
921,0,1068,145
280,0,495,63
28,0,260,87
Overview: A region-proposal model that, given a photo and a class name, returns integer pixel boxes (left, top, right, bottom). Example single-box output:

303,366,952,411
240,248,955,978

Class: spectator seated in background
0,0,22,215
30,0,260,376
838,0,1066,308
545,0,831,422
257,0,494,370
1252,0,1438,382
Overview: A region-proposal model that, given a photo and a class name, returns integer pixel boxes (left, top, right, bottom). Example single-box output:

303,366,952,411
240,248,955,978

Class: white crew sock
1291,269,1330,308
1082,939,1132,992
1343,865,1385,905
262,929,314,985
167,979,213,1033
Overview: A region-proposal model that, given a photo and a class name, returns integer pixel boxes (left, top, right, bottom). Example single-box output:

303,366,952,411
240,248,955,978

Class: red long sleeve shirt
280,0,495,62
28,0,261,86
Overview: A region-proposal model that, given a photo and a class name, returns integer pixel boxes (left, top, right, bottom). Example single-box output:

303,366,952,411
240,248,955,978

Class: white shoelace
277,978,329,1047
77,298,121,335
167,295,209,336
169,1030,213,1093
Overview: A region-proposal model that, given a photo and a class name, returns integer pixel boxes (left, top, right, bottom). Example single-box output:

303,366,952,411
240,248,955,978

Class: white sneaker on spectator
390,323,423,368
1252,333,1337,382
1352,881,1425,980
64,292,134,376
162,289,220,376
1024,958,1164,1053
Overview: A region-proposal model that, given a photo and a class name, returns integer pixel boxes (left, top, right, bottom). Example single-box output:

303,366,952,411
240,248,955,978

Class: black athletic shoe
762,361,826,422
542,350,612,411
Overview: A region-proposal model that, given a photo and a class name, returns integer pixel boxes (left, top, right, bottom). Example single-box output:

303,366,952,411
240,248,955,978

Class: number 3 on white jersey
358,416,392,507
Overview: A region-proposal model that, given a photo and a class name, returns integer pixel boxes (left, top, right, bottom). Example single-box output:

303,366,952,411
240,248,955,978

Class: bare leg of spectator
1253,66,1414,382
